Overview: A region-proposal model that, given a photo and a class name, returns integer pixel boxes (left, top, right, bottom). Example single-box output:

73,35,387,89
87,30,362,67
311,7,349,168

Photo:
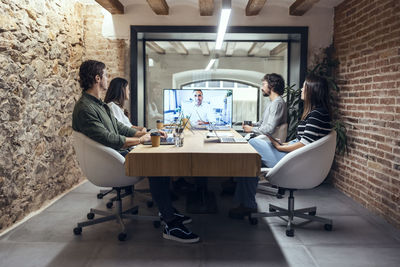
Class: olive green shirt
72,92,137,152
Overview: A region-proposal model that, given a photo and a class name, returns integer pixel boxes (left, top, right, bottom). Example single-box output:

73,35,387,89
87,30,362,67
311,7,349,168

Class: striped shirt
296,107,331,145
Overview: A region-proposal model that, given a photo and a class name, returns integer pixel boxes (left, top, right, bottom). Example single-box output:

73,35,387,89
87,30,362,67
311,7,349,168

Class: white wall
101,1,334,58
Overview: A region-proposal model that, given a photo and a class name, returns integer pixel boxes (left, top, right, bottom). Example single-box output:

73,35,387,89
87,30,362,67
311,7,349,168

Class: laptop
206,125,231,131
206,124,247,144
143,134,175,145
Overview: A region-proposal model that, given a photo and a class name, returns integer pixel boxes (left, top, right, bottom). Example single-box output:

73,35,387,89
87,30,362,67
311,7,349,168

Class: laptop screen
163,89,233,126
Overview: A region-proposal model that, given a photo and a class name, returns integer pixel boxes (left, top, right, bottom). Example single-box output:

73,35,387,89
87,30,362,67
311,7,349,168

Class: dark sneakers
228,205,257,219
159,209,192,225
163,218,200,243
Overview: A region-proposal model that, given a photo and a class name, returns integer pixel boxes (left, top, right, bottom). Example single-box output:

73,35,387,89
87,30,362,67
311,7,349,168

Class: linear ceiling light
215,0,231,50
205,58,217,71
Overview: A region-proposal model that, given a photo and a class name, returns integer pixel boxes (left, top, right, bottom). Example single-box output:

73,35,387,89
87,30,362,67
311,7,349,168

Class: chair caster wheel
153,221,161,228
118,232,127,241
73,227,82,235
324,224,333,231
276,194,283,199
269,207,276,212
249,217,258,225
106,202,113,209
286,229,294,237
146,201,154,208
309,211,316,216
97,193,103,199
87,212,95,220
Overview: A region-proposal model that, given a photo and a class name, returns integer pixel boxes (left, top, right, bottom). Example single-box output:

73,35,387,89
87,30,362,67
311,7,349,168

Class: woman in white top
104,77,146,133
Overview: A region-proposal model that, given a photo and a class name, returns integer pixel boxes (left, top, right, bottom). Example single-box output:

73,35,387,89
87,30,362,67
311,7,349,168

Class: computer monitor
163,89,233,126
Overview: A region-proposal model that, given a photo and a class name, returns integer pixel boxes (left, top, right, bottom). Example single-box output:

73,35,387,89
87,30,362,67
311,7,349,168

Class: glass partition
144,41,287,129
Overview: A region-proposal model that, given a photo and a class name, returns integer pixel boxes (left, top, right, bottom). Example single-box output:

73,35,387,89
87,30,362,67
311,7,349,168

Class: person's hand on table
135,128,148,137
242,124,253,133
158,130,168,139
139,133,151,144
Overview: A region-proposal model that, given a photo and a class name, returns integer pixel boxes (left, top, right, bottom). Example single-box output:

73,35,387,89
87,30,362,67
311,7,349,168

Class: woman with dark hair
105,77,145,132
229,74,332,219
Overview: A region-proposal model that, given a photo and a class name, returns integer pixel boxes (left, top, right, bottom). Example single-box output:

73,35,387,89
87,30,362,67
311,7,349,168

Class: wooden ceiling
93,0,326,58
95,0,320,16
144,41,287,58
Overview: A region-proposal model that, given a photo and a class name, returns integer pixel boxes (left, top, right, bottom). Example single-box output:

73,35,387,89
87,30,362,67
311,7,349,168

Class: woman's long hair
301,74,331,120
104,77,129,117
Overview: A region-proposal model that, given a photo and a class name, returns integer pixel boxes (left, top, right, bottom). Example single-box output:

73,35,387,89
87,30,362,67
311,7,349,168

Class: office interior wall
332,0,400,228
0,0,128,233
0,0,85,232
145,53,286,128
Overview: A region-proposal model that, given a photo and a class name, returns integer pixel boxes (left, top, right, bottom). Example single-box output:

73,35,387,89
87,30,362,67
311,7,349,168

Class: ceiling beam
245,0,267,16
248,42,265,56
170,42,188,55
94,0,124,14
289,0,319,16
199,42,210,56
270,43,287,56
146,42,165,54
199,0,214,16
146,0,169,15
225,42,236,56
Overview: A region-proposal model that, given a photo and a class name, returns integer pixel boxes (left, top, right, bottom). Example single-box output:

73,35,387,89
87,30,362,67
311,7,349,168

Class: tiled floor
1,179,399,267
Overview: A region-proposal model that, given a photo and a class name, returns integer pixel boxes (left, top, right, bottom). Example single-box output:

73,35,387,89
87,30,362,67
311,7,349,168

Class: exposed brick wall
332,0,400,227
82,4,129,97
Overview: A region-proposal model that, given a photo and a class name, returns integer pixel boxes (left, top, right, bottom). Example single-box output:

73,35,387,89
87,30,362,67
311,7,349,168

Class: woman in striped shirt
229,74,332,219
251,74,332,167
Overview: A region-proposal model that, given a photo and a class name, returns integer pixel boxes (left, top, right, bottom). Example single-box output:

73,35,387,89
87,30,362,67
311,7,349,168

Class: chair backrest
266,131,336,189
272,123,288,142
72,131,142,188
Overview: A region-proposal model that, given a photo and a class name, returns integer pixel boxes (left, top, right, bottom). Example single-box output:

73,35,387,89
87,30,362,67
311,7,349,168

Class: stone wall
332,0,400,227
0,0,129,233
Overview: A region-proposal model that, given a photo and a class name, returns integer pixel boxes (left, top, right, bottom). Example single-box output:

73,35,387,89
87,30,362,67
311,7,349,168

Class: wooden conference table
125,129,261,213
125,129,261,178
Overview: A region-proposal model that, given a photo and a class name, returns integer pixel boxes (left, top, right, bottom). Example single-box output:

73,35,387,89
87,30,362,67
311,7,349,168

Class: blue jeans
234,139,298,209
249,138,293,168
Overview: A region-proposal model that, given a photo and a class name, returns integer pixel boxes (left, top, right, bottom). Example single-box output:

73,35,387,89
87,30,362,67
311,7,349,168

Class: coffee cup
150,132,161,147
156,120,163,130
243,121,252,126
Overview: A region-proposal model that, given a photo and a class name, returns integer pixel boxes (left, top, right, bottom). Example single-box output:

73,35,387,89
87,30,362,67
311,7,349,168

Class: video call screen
163,89,233,126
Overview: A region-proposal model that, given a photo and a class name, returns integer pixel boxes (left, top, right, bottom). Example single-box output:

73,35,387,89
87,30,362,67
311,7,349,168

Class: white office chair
72,131,159,241
251,131,336,237
257,123,288,198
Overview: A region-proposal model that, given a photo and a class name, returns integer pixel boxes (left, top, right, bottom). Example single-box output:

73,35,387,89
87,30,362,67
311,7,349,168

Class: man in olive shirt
72,60,199,243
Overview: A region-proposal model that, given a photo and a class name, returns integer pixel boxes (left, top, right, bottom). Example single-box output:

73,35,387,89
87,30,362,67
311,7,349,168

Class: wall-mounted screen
163,89,233,126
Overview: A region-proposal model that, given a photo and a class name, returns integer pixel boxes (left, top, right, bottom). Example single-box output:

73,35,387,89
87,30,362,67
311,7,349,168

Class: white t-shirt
107,102,132,128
